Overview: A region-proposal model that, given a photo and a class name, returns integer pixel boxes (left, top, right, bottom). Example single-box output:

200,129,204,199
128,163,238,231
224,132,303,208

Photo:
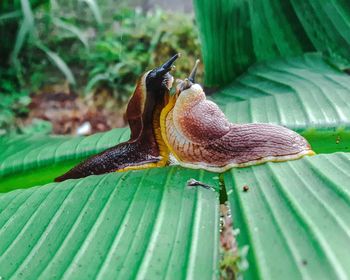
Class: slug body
55,54,179,182
160,65,314,172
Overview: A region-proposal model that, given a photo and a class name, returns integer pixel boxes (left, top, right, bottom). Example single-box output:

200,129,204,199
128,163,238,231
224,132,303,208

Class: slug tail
54,141,161,182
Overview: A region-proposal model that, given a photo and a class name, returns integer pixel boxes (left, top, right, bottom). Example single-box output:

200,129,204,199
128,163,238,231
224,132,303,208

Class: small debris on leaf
302,259,308,266
242,185,249,192
187,178,215,191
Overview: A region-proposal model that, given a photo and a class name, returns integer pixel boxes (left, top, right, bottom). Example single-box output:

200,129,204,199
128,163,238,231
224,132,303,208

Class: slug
160,60,315,172
55,54,179,182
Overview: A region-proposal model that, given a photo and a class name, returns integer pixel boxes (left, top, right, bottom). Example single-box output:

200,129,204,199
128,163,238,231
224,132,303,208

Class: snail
160,60,315,172
55,54,180,182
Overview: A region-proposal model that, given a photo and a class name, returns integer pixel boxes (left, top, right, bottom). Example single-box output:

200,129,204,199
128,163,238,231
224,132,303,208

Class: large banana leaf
212,54,350,129
0,166,219,279
211,54,350,154
194,0,350,86
2,1,350,275
225,152,350,279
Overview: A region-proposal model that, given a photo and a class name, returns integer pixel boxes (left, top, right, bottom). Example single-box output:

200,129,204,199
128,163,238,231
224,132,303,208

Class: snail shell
160,65,314,172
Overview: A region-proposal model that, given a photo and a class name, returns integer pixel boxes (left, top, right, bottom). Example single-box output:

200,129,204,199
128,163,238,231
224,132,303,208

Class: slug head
146,53,180,92
126,53,180,140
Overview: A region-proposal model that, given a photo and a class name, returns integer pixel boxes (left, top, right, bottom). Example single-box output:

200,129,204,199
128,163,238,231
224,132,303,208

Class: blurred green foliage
0,0,98,133
0,0,201,133
83,8,201,101
0,69,31,134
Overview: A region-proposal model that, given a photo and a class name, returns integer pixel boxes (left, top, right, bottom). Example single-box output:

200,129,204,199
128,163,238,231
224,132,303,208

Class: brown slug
160,60,315,172
55,54,180,182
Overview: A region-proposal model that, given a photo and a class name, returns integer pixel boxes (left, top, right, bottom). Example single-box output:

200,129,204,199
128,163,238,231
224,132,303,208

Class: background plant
0,0,201,134
83,7,201,101
0,0,99,133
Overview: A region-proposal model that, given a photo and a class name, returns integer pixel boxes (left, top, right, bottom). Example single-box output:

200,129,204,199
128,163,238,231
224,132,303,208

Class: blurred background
0,0,202,136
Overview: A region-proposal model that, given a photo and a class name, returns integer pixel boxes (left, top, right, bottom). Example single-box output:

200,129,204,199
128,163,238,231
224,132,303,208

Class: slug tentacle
188,59,200,83
55,54,180,182
160,60,314,172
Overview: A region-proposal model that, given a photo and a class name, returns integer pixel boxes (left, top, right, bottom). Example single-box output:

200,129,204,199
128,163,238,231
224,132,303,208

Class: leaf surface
0,167,219,280
194,0,350,86
212,54,350,130
0,128,129,177
0,128,129,192
224,152,350,280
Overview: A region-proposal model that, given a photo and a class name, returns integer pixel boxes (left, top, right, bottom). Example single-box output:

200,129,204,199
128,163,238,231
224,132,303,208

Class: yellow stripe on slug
160,94,182,163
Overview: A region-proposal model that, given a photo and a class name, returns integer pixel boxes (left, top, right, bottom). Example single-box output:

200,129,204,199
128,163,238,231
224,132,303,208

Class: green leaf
85,73,109,94
20,0,34,28
10,0,35,62
212,54,350,131
0,10,21,23
0,167,220,279
52,18,89,48
79,0,103,26
11,20,31,63
224,152,350,279
194,0,350,86
36,43,76,85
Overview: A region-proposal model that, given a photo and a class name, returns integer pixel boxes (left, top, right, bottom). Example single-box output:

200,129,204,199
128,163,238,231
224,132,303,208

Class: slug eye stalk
176,59,200,93
188,59,200,83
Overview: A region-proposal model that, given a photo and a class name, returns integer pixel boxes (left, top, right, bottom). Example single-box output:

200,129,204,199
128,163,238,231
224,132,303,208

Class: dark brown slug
55,54,180,182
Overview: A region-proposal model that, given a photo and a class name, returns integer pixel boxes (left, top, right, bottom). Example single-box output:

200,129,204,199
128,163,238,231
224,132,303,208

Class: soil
24,84,127,135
